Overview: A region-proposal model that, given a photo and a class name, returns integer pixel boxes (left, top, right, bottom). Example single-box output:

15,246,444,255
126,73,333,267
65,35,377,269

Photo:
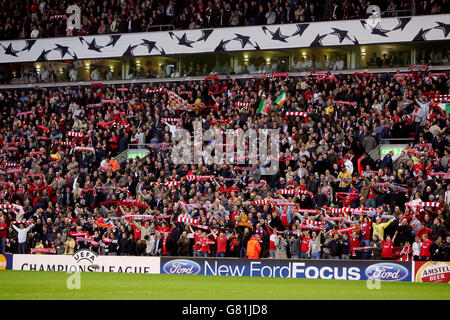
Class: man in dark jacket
239,227,251,258
431,218,448,241
136,239,147,256
314,187,329,208
177,231,191,256
328,234,342,259
430,236,445,261
288,234,301,259
127,234,137,256
118,233,129,256
370,235,383,260
108,234,118,255
397,219,413,245
444,234,450,261
76,151,93,171
118,132,129,153
380,151,394,170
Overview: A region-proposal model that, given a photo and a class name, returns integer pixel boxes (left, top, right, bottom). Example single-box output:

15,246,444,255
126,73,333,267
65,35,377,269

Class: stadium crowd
0,66,449,262
0,0,448,40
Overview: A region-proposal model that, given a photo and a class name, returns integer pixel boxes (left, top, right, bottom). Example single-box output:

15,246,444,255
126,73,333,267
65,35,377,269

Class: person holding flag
275,91,286,105
256,94,272,115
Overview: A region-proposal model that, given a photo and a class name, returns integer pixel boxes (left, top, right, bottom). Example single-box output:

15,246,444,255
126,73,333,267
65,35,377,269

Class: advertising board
161,258,412,281
11,250,160,274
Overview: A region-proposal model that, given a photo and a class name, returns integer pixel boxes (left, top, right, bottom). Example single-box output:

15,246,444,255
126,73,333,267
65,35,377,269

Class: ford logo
163,259,201,275
365,263,409,281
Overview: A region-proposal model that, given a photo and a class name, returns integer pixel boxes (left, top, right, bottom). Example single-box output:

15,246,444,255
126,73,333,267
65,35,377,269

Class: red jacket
300,237,310,252
419,240,432,257
216,237,227,253
382,240,394,258
0,223,7,238
132,224,141,240
361,223,371,240
416,227,432,241
350,238,361,255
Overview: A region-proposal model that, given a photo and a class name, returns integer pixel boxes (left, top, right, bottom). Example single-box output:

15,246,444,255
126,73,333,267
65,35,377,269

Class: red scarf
162,237,168,254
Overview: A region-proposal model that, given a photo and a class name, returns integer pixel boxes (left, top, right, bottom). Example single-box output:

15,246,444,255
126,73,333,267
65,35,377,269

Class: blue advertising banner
0,253,13,270
160,258,412,282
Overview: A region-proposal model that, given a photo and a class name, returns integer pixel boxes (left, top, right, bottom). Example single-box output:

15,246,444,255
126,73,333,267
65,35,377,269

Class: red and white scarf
177,216,199,225
284,112,307,118
67,131,89,139
143,88,164,93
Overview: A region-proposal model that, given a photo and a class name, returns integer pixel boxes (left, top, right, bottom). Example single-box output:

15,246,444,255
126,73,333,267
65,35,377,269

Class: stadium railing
1,66,449,90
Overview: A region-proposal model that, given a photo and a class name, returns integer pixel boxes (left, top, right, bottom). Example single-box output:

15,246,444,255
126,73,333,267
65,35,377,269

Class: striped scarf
67,131,89,139
284,112,307,118
405,201,441,208
331,224,361,234
332,100,357,106
177,215,199,225
428,172,450,180
162,118,181,123
143,88,163,93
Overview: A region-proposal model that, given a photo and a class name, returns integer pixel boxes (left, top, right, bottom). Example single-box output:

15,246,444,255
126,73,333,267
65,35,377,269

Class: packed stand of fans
0,66,449,261
0,0,448,40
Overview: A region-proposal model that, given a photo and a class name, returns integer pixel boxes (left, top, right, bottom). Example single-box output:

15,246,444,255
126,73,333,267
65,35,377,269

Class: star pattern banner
0,15,449,64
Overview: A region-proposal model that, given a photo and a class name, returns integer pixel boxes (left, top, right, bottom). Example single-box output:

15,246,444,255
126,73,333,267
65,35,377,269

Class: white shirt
412,241,421,256
344,159,354,175
90,70,100,81
333,59,344,70
13,225,32,243
415,98,430,120
69,69,78,81
30,29,39,38
163,121,178,139
266,11,276,24
445,190,450,205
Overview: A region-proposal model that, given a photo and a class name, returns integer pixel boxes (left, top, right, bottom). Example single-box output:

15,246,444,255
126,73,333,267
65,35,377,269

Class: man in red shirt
360,216,372,259
189,226,203,257
381,231,397,260
300,230,310,259
349,231,361,259
416,224,432,242
213,231,233,257
198,231,215,257
419,233,432,261
159,232,170,256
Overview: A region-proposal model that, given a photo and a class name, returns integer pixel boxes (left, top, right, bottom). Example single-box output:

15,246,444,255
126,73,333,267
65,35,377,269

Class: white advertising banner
0,14,449,64
12,250,160,274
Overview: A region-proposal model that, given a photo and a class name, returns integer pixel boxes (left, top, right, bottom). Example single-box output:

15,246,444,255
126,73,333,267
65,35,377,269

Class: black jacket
430,242,445,261
328,239,342,257
118,238,129,254
127,239,137,255
341,238,351,255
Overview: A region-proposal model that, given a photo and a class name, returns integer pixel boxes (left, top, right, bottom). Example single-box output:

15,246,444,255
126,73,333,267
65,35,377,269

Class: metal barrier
128,143,153,149
145,24,175,31
381,9,413,17
380,138,414,145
